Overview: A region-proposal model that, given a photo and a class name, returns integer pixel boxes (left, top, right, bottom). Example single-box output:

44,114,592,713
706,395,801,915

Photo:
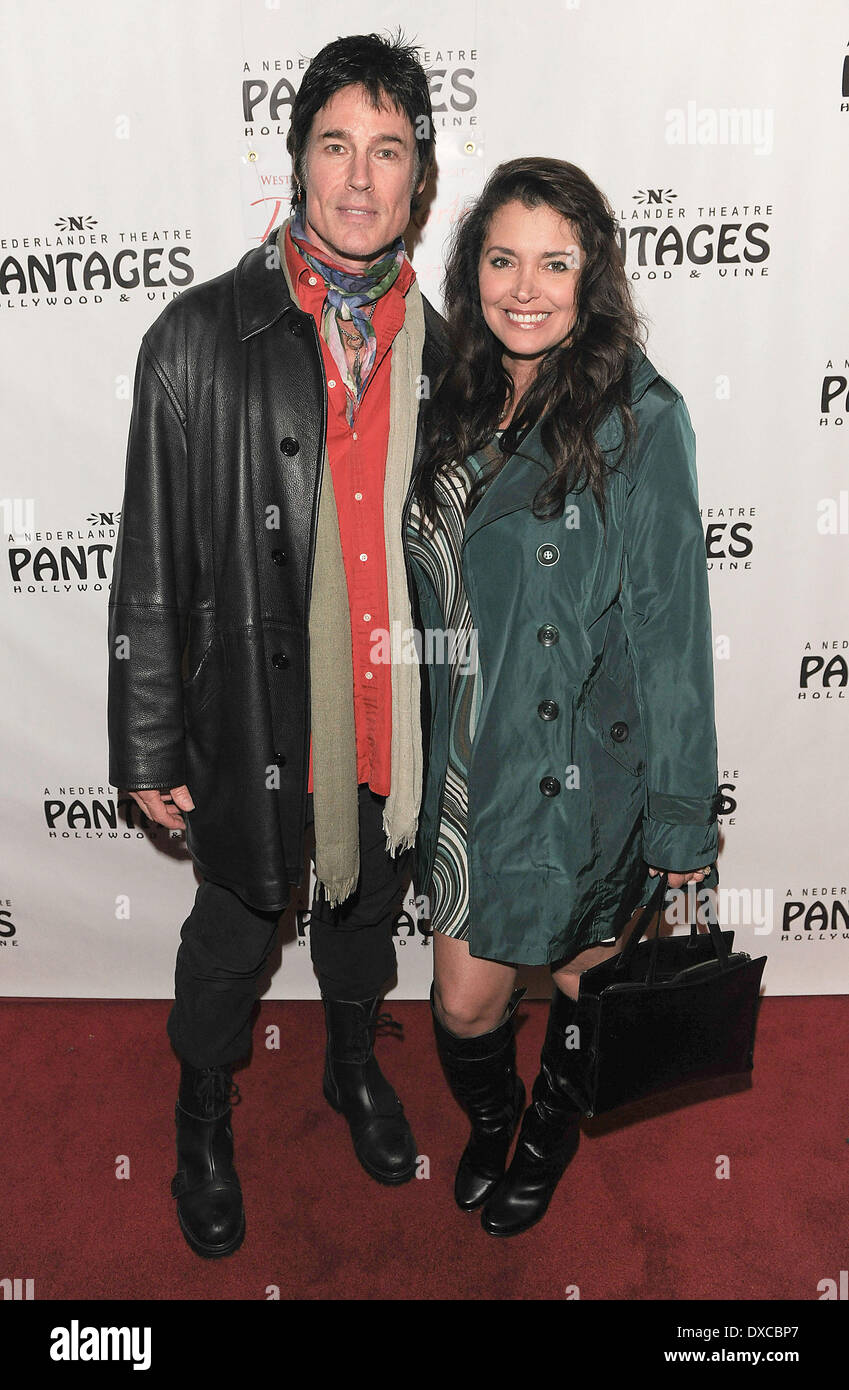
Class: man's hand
130,785,195,830
648,865,712,889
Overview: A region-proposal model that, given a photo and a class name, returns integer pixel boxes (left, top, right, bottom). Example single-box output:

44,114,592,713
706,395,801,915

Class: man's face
299,82,424,271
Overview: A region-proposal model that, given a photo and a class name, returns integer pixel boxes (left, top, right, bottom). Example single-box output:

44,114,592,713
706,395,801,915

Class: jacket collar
463,345,660,543
628,344,660,404
234,227,297,341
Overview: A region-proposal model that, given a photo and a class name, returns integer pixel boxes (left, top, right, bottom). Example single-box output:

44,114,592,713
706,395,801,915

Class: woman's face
478,199,583,361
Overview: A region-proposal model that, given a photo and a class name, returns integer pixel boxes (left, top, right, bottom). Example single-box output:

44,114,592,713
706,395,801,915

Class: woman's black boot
431,984,527,1211
481,986,584,1237
171,1062,245,1259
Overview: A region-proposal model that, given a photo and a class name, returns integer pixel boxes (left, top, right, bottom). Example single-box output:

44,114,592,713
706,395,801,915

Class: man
107,32,445,1258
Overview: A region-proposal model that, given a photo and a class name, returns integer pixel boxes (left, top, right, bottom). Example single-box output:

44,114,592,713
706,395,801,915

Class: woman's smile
502,309,553,328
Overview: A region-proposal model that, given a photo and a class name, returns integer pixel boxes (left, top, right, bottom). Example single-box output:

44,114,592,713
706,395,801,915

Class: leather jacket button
610,721,629,742
538,699,559,721
279,437,300,456
272,651,289,670
540,776,561,797
288,318,304,337
271,549,288,565
537,623,559,646
536,543,560,566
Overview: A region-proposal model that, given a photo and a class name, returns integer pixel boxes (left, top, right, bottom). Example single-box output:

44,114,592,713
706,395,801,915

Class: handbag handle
613,869,729,983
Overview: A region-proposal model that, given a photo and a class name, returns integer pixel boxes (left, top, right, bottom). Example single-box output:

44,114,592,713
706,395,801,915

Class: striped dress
406,454,487,940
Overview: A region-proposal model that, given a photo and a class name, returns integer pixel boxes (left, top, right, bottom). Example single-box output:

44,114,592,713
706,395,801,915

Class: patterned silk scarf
289,206,406,424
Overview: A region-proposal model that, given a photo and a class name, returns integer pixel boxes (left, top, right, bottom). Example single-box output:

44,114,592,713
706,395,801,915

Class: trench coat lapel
461,412,618,546
461,421,548,545
462,350,659,546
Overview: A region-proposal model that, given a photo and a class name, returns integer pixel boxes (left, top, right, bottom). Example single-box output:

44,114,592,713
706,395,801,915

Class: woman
405,158,720,1237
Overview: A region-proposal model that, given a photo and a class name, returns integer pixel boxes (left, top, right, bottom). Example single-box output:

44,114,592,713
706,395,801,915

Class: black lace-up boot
431,985,527,1211
322,995,417,1185
481,986,584,1237
171,1062,245,1258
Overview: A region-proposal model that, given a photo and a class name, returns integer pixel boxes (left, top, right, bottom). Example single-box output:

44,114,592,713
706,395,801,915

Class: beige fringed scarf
276,222,424,906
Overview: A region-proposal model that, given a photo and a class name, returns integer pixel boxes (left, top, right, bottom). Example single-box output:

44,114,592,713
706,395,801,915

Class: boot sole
177,1207,246,1260
481,1204,551,1238
323,1083,417,1185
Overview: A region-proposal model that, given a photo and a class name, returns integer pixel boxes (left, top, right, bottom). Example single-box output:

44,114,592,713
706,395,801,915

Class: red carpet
2,996,845,1301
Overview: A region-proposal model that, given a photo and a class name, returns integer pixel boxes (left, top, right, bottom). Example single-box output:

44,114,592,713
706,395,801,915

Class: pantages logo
798,639,848,699
782,887,849,943
819,358,849,427
717,767,741,828
294,877,432,947
242,46,478,138
614,188,771,281
0,896,18,948
43,783,189,846
0,216,194,309
6,507,118,596
702,505,756,572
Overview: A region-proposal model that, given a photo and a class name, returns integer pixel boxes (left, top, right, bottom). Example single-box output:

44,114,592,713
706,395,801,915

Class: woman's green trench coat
409,346,722,966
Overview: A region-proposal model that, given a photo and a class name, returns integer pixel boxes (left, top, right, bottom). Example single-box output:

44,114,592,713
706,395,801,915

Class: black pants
167,784,413,1069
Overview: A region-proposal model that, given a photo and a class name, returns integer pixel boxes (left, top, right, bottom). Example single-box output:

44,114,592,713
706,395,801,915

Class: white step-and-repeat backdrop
2,0,847,998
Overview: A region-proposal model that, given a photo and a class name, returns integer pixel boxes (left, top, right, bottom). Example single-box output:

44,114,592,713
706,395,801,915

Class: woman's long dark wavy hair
417,157,647,527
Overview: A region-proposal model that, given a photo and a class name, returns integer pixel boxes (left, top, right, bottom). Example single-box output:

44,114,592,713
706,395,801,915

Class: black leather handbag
564,870,767,1118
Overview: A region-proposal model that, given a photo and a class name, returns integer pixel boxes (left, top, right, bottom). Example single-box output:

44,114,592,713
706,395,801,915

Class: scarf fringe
383,823,418,857
318,871,361,910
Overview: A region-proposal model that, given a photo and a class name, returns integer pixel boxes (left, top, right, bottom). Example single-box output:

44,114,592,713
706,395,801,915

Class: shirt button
308,275,317,286
352,432,358,441
354,491,363,500
359,553,368,562
328,379,337,389
365,671,373,680
363,613,371,622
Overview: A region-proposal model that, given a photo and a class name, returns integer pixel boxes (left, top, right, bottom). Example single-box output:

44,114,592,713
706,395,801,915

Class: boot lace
195,1067,241,1118
374,1011,404,1038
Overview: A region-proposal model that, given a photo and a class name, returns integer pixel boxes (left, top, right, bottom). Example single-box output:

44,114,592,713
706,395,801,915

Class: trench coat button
540,776,561,796
537,623,559,646
272,651,289,669
538,699,559,721
288,318,304,337
610,721,629,742
271,549,288,565
536,543,560,566
279,437,300,456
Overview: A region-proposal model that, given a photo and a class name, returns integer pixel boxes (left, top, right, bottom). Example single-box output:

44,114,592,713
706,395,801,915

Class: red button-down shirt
284,224,416,797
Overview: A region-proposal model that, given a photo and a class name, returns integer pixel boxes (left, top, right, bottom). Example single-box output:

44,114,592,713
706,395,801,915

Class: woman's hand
648,865,712,889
